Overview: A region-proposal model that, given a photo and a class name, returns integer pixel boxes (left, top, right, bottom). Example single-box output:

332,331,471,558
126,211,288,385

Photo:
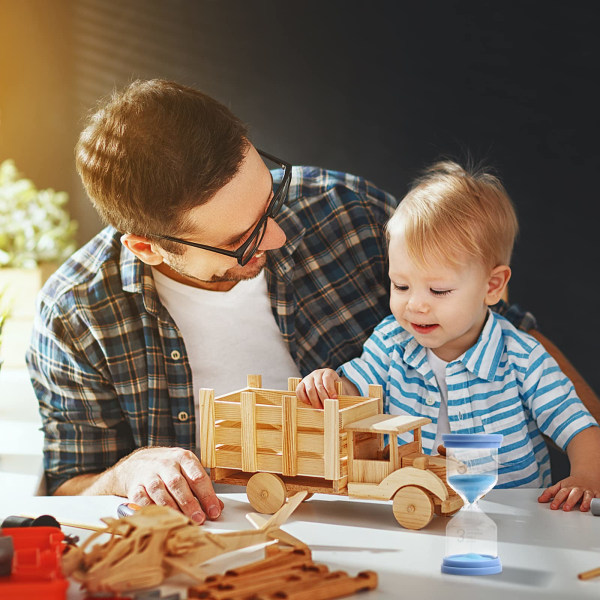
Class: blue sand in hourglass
448,474,496,504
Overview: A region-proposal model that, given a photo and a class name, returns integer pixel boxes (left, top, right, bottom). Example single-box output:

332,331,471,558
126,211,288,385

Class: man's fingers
144,477,179,511
181,455,221,521
130,485,152,507
161,469,206,523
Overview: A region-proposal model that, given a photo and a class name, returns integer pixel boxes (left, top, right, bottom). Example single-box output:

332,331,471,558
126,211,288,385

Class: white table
1,489,598,599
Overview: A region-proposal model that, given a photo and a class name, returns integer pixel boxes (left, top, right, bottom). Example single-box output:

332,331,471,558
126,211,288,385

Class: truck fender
376,467,448,502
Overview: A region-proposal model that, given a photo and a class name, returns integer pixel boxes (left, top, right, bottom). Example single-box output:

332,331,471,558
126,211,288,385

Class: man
26,79,544,524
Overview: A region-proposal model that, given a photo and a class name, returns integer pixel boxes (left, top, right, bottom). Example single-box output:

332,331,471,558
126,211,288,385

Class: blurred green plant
0,159,77,268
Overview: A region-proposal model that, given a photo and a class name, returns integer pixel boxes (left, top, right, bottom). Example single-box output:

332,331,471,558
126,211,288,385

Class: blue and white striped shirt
340,311,598,488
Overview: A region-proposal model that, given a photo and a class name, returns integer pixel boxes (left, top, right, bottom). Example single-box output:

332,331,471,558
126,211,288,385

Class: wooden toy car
199,375,463,529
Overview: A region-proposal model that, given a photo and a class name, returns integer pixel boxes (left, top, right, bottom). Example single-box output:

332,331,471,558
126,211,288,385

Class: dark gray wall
1,0,598,394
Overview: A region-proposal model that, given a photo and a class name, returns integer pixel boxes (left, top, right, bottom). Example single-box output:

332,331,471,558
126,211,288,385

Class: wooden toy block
199,374,462,529
187,545,378,600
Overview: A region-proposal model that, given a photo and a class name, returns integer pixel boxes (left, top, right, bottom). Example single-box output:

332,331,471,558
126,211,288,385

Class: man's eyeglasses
154,149,292,266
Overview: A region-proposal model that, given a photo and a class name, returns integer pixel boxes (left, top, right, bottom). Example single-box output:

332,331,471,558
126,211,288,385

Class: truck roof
344,414,431,435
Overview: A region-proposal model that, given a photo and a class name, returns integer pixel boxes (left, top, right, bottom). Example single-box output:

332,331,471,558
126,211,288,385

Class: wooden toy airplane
62,491,307,593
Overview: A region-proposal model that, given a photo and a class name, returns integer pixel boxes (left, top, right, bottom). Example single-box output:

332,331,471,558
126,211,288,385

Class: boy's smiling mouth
412,323,439,333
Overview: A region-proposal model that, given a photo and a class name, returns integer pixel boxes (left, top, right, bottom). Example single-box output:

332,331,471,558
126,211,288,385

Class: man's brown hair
76,79,248,250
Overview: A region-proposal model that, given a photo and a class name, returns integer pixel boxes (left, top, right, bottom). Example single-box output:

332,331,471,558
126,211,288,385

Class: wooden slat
296,408,325,429
297,456,325,477
198,388,216,468
246,374,262,388
324,398,340,480
288,377,301,391
351,458,390,484
282,395,298,476
215,427,242,446
240,391,257,472
340,398,380,428
214,402,242,421
298,432,324,455
344,413,431,434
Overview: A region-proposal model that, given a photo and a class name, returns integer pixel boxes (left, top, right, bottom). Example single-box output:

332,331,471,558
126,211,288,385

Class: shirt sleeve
26,294,135,495
339,323,392,406
522,343,598,450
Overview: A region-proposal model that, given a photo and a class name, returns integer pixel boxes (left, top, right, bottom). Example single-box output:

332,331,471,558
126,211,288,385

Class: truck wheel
392,486,434,530
247,473,287,514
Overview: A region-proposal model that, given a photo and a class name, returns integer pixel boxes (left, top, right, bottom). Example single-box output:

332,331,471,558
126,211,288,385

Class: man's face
155,145,287,290
388,230,492,362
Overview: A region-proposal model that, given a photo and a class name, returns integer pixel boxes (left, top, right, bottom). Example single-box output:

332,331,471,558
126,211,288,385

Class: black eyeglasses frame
154,149,292,266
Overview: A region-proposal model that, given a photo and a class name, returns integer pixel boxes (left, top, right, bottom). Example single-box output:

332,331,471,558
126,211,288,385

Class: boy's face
388,231,502,362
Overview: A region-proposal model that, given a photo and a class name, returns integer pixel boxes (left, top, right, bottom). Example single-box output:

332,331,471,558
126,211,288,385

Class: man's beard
166,251,267,285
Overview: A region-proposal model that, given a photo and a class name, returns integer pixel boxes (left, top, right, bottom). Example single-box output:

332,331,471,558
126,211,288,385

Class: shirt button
458,411,464,420
425,396,435,406
171,350,181,360
178,411,189,422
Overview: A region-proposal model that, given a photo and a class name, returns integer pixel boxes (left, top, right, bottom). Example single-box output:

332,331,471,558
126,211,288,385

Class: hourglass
441,433,503,576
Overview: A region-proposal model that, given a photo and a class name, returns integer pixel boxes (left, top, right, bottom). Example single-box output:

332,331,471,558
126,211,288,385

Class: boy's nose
258,217,286,251
407,295,429,313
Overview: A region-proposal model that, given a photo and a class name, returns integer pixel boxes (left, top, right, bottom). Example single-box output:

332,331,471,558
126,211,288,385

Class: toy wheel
392,486,434,530
247,473,287,514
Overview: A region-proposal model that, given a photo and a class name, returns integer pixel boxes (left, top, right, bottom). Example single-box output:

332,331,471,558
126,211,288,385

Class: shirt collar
461,310,504,381
120,239,163,316
265,203,305,282
387,309,503,382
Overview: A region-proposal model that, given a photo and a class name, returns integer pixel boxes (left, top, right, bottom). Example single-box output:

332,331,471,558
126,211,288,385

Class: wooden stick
18,515,107,533
578,566,600,580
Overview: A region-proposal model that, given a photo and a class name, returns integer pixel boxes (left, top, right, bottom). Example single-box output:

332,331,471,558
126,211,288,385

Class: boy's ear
121,233,166,266
485,265,512,306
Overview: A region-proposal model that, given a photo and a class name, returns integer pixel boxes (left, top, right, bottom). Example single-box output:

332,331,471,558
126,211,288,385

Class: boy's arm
538,425,600,511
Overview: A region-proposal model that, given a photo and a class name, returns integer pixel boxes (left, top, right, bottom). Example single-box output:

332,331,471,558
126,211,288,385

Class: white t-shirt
427,348,451,453
152,268,301,444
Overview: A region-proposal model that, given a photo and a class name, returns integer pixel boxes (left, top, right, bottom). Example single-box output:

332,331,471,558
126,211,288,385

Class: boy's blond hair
386,161,518,270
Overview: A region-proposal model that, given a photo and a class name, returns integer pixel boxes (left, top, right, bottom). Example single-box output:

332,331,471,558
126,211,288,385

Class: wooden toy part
247,473,288,513
578,566,600,580
62,493,308,593
202,374,460,530
188,544,378,600
392,485,435,529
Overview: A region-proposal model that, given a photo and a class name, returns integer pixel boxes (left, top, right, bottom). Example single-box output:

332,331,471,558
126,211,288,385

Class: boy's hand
538,474,600,511
296,368,341,408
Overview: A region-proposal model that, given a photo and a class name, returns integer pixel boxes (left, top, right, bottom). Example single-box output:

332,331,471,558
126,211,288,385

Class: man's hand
296,368,342,408
538,474,600,511
111,447,223,524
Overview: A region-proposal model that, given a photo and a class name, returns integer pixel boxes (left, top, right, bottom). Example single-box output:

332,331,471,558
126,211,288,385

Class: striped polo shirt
340,311,598,488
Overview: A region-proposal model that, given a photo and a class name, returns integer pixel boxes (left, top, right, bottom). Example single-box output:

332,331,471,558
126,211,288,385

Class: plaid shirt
26,167,396,493
27,166,535,494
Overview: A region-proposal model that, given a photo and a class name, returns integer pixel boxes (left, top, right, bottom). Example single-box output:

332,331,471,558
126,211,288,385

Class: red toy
0,526,69,599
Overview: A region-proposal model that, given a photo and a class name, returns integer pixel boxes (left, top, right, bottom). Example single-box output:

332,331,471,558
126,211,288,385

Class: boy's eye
431,289,452,296
392,283,408,291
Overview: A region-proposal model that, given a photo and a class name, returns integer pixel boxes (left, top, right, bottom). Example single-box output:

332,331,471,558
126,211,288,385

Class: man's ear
121,234,166,265
485,265,511,306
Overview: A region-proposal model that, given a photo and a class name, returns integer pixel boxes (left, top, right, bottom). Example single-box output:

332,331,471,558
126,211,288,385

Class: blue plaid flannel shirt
26,166,534,494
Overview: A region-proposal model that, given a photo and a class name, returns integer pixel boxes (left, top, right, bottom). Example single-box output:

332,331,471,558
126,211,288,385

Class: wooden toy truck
199,375,463,530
